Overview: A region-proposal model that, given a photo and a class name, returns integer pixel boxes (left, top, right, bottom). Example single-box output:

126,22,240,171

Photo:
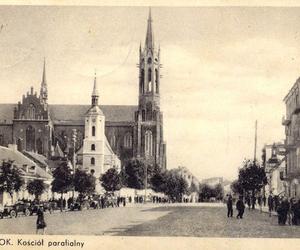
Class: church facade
0,10,167,170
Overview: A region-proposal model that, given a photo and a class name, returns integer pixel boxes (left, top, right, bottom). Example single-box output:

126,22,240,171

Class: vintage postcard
0,1,300,250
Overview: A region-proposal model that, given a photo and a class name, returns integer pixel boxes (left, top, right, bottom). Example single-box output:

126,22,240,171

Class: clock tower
82,73,105,178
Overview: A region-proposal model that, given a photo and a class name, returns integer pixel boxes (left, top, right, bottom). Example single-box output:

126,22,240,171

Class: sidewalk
254,205,277,216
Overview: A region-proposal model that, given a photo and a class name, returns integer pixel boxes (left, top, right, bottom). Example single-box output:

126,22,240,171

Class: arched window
153,110,157,121
124,133,132,148
26,126,35,152
91,157,95,165
141,69,144,94
91,144,95,151
110,135,116,148
145,130,153,157
142,110,146,121
148,69,152,92
155,69,159,94
92,126,96,136
27,104,35,119
146,103,152,120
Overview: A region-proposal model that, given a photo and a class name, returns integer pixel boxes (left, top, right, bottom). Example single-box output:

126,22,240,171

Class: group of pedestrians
226,194,245,219
226,193,300,226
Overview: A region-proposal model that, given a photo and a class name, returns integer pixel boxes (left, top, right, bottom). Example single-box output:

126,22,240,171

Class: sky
1,6,300,181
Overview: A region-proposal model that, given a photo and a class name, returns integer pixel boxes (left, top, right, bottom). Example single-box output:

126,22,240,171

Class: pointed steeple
145,7,154,50
40,58,48,103
91,70,99,106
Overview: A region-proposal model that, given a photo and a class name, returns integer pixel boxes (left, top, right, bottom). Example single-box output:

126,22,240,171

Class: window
148,69,152,92
91,144,95,151
146,103,152,120
124,133,132,148
0,134,3,146
141,69,145,94
92,126,96,136
91,157,95,165
27,104,35,119
142,110,146,121
145,130,153,157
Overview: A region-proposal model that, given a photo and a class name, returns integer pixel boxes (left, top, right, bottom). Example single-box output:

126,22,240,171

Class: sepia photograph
1,3,300,242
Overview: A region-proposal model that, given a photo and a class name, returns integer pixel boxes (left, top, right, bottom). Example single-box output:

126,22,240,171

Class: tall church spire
92,71,99,106
145,8,154,50
40,58,48,103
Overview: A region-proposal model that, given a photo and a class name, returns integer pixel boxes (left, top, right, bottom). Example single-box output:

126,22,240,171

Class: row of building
263,76,300,199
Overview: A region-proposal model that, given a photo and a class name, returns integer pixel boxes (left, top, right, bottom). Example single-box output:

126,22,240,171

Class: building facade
282,77,300,198
0,10,166,170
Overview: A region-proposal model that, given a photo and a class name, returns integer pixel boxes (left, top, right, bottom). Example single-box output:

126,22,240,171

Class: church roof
0,104,137,124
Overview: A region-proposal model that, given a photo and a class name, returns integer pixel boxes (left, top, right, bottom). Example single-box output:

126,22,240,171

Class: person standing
36,207,47,235
236,196,245,219
251,194,256,210
227,194,233,218
258,195,262,213
268,195,274,217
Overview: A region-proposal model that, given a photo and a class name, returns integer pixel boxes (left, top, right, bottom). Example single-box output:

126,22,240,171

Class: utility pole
72,129,77,199
254,120,257,162
144,164,148,204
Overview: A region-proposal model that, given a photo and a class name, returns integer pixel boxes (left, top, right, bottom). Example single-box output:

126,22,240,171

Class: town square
1,5,300,239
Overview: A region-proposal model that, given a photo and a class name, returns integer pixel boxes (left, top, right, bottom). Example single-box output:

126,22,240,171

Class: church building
0,10,167,170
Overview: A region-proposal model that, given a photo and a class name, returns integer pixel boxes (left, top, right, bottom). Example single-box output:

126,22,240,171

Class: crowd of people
225,193,300,225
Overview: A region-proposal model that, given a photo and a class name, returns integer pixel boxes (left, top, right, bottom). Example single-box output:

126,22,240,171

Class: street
1,203,300,237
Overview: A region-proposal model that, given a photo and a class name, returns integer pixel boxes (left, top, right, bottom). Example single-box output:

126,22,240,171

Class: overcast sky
1,6,300,180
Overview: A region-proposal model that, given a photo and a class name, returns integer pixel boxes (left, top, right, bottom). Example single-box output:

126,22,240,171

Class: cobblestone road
1,203,300,237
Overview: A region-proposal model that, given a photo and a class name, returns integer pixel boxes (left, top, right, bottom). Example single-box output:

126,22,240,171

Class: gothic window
26,126,35,152
142,110,146,121
0,134,3,146
148,69,152,92
91,144,95,151
148,57,152,64
145,130,153,157
146,103,152,120
124,133,132,148
153,110,157,121
36,138,43,154
110,135,116,148
141,69,145,94
92,126,96,136
27,104,35,119
155,69,159,94
91,157,95,165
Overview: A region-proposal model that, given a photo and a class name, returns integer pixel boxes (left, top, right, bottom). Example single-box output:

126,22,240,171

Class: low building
262,143,286,197
201,177,223,187
0,145,52,205
173,166,200,202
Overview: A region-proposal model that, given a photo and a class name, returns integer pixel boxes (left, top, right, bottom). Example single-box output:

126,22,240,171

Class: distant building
201,177,223,187
173,166,200,202
0,145,52,205
262,143,286,196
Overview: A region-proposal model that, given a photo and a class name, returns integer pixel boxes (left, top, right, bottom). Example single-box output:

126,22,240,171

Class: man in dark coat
236,196,245,219
268,195,274,217
227,194,233,218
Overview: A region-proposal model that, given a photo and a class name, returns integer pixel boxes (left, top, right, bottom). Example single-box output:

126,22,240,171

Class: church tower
135,9,166,169
82,73,105,177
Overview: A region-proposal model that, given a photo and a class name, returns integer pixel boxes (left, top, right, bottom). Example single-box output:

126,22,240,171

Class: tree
100,168,122,193
150,166,167,193
214,183,224,200
74,169,96,198
238,159,267,195
121,158,154,189
199,184,215,201
27,179,46,201
164,171,188,202
231,179,243,195
0,160,24,202
51,161,73,211
189,181,198,194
